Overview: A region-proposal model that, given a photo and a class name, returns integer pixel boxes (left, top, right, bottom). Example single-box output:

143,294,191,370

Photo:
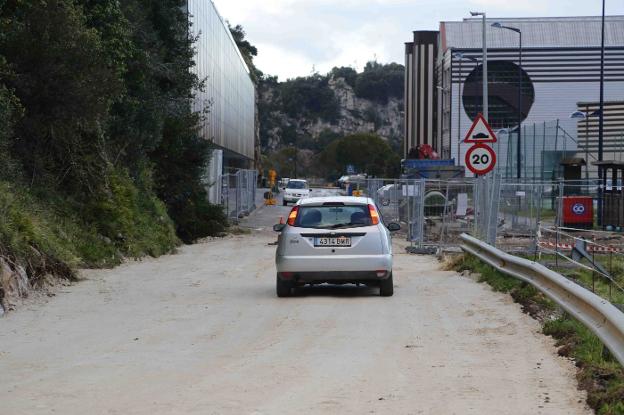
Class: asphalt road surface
0,192,590,414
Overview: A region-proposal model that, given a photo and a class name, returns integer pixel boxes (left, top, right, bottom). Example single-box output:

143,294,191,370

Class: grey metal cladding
443,16,624,49
188,0,255,160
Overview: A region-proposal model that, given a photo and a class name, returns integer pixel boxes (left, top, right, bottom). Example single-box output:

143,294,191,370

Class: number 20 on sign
465,144,496,176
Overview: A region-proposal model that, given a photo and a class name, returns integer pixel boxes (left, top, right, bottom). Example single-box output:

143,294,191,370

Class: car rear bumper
279,271,390,284
276,254,392,276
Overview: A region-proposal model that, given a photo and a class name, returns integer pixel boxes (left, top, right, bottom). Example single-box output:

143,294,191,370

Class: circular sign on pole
465,144,497,176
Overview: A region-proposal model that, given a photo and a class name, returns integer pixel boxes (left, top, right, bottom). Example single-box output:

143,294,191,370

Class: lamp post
492,22,523,180
570,109,599,180
599,0,606,164
470,12,488,120
598,0,607,228
452,52,479,167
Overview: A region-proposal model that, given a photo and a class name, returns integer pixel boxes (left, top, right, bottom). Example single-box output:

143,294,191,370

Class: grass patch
455,254,624,415
0,170,180,286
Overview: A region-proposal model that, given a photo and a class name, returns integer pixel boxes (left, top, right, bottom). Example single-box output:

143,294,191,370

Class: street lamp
570,109,602,180
470,11,488,121
492,22,523,180
452,52,479,167
599,0,606,164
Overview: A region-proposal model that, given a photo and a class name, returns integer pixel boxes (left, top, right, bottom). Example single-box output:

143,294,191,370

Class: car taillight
368,204,380,225
287,206,299,226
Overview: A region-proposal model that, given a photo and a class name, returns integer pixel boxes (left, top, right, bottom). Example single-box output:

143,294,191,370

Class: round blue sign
572,203,586,215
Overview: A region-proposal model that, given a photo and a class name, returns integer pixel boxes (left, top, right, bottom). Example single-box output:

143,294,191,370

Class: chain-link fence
221,169,258,222
362,176,569,252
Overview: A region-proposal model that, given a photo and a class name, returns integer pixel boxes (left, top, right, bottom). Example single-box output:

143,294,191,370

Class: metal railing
461,233,624,366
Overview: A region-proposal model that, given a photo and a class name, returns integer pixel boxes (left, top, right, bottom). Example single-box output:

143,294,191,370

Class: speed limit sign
465,144,496,175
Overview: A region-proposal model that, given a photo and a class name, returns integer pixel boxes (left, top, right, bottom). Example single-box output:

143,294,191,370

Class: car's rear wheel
282,200,288,206
380,273,394,297
276,276,293,297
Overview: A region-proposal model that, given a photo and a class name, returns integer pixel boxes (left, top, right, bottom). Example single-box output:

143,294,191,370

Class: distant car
279,178,290,188
273,196,401,297
336,175,349,188
376,184,402,206
337,174,367,189
283,179,310,206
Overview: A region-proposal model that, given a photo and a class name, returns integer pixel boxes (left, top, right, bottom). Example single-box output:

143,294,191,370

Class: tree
0,0,120,193
354,61,404,104
229,24,263,83
279,74,340,123
330,66,357,88
332,133,400,178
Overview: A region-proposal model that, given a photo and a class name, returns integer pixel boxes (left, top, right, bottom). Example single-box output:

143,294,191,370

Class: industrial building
186,0,256,171
404,16,624,178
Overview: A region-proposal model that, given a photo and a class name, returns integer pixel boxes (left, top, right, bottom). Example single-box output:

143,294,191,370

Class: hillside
230,25,405,180
259,63,404,154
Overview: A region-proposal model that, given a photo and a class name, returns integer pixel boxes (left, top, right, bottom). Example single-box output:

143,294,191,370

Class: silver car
273,196,401,297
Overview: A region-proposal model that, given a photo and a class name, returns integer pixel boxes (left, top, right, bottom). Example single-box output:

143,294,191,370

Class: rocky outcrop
261,74,403,151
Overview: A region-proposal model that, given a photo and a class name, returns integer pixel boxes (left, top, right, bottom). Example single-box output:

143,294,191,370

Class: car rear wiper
328,223,368,229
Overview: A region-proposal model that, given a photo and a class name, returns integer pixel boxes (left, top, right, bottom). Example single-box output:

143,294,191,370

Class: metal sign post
464,114,498,176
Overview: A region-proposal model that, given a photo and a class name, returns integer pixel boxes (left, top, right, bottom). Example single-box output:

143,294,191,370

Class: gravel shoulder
0,207,590,414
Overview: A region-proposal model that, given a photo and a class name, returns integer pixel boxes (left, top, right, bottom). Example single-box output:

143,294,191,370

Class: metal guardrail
460,233,624,366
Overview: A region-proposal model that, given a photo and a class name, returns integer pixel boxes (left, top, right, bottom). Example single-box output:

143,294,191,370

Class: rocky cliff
258,64,404,154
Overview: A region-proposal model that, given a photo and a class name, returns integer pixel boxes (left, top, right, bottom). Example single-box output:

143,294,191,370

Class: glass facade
187,0,255,161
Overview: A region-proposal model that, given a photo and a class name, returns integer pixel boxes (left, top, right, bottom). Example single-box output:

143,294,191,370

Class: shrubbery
0,0,228,282
279,74,341,123
354,62,404,104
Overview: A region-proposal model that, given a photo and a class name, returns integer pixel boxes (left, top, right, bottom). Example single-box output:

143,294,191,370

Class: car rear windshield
293,205,372,229
287,181,307,189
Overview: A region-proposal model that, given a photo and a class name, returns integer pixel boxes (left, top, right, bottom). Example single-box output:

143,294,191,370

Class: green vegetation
354,61,404,104
279,74,341,123
455,254,624,414
255,57,405,179
0,0,228,283
329,133,400,178
229,24,263,83
534,253,624,306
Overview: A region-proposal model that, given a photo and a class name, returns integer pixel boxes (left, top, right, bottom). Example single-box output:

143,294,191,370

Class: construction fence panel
220,169,257,222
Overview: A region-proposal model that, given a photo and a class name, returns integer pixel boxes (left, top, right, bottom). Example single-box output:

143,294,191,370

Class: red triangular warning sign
464,113,497,143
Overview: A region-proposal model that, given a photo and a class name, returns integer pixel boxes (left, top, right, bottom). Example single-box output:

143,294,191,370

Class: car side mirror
273,223,286,232
387,223,401,232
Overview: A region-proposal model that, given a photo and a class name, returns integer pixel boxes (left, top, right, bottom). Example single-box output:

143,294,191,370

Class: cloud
212,0,624,80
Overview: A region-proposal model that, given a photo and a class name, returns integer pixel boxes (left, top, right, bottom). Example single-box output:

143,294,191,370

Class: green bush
354,61,404,104
330,66,357,88
279,75,340,123
86,167,178,258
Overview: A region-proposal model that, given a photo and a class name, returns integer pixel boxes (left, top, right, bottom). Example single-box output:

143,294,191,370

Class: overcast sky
212,0,624,81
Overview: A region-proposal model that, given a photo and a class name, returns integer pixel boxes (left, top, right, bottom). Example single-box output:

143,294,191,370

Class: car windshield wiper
327,223,368,229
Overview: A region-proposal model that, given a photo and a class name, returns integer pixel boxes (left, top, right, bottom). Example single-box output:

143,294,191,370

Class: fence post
486,175,502,245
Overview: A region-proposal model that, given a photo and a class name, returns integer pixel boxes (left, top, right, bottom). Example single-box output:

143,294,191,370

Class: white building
405,16,624,179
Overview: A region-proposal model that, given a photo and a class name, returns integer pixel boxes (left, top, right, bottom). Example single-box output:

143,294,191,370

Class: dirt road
0,203,590,414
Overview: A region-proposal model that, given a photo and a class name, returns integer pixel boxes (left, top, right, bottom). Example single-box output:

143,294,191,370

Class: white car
283,179,310,206
273,196,401,297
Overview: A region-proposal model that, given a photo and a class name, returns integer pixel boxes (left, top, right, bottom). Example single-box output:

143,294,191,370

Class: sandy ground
0,201,591,415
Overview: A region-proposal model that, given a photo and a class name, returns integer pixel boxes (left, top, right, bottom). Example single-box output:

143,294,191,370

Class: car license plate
315,236,351,247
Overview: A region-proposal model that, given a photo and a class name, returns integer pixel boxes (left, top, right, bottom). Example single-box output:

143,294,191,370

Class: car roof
298,196,372,206
288,179,307,182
